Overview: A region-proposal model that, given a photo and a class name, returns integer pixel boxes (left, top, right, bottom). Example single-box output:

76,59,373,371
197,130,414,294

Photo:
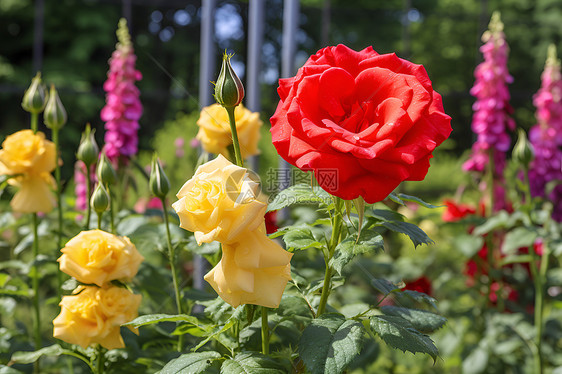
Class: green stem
52,128,64,295
261,307,269,355
161,197,184,352
31,112,38,133
225,106,243,167
317,198,344,317
108,187,115,234
522,167,533,210
246,304,256,325
531,244,550,374
97,212,103,230
85,166,92,230
96,345,104,374
31,213,41,370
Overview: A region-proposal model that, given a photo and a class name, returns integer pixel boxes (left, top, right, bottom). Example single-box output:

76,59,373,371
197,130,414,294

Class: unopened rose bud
214,52,244,108
97,153,117,186
22,72,47,114
512,128,534,169
44,85,67,130
91,182,109,214
149,155,170,199
77,124,99,168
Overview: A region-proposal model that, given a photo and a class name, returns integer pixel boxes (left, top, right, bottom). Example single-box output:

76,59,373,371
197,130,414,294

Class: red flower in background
403,276,432,296
442,199,476,222
270,44,452,203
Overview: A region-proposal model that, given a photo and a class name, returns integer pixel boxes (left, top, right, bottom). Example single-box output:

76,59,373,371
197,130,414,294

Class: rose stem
97,209,103,230
225,106,243,167
161,196,184,352
31,112,38,133
108,186,115,234
96,345,104,374
261,307,269,355
317,197,344,317
31,212,41,372
84,165,92,230
51,127,65,296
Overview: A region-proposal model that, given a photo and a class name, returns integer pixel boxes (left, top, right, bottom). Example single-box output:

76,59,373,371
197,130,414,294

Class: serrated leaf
501,227,538,255
380,306,446,333
371,278,401,296
124,314,201,328
330,232,384,275
193,306,244,351
370,210,433,247
298,313,364,374
157,351,221,374
267,184,331,212
369,315,438,360
9,344,64,364
400,290,438,310
282,227,323,250
220,353,287,374
394,193,443,209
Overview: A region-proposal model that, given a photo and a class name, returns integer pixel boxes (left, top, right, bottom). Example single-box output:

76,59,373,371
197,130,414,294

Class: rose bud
214,52,244,108
21,72,47,114
512,128,534,169
149,155,170,199
76,124,99,168
97,152,117,186
44,84,67,130
91,182,109,214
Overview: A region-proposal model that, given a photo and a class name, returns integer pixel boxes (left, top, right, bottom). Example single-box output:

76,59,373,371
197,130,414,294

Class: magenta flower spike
463,12,515,212
529,45,562,221
101,18,143,165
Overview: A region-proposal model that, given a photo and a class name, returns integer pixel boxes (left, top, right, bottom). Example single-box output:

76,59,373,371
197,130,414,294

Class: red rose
270,44,452,203
403,276,432,296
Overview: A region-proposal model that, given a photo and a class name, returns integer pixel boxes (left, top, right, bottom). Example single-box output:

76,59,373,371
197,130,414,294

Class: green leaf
501,227,538,255
400,290,438,310
391,193,443,209
10,344,64,364
124,314,201,328
371,278,401,296
369,315,439,360
267,184,332,212
298,313,364,374
193,306,244,351
220,353,287,374
370,210,433,247
0,365,24,374
330,232,384,275
157,351,221,374
462,345,489,374
454,234,484,258
380,306,446,333
282,227,323,250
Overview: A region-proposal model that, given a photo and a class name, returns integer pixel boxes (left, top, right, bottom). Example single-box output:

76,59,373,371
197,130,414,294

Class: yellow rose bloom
204,224,293,308
0,130,57,213
172,155,266,245
196,104,262,159
58,230,144,287
53,285,141,350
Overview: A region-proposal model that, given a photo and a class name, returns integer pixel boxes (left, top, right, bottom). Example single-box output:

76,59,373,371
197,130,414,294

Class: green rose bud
91,182,109,214
149,155,170,199
76,124,99,168
214,52,244,108
512,128,534,169
97,152,117,186
44,84,67,130
21,72,47,114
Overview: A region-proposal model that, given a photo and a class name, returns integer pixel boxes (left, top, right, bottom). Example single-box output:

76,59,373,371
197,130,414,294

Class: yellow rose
58,230,144,287
53,285,141,350
172,155,266,244
196,104,262,159
204,224,293,308
0,130,56,213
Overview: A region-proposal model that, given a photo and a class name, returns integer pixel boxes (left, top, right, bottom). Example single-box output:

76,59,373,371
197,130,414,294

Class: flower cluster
172,155,292,308
463,12,515,211
54,230,144,349
270,44,451,203
529,46,562,221
197,103,262,159
0,130,56,213
101,18,142,163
